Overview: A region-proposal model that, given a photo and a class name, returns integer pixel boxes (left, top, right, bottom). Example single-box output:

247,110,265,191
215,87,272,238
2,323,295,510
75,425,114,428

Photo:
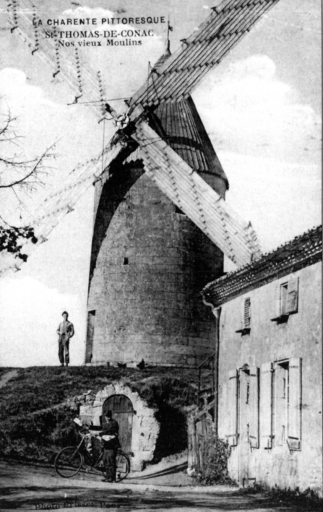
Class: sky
0,0,321,367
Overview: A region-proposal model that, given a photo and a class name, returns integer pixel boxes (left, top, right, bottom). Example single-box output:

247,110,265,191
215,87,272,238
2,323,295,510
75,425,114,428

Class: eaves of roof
202,225,322,307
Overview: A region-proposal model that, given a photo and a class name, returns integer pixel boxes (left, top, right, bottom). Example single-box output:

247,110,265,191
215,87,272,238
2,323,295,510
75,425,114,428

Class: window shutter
274,364,286,446
239,299,245,331
244,298,251,328
260,362,273,448
288,357,302,450
274,282,281,317
227,370,238,446
286,277,299,314
248,366,259,448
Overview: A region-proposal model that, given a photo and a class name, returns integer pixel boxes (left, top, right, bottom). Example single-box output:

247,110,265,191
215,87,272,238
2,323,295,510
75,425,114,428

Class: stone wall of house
86,164,225,367
79,382,160,471
217,262,322,493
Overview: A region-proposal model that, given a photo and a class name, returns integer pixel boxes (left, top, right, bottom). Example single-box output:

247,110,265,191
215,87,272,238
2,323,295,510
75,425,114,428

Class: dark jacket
101,419,120,450
57,320,75,342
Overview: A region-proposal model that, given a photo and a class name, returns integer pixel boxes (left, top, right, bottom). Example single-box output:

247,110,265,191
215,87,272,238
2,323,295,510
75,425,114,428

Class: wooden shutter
249,366,259,448
260,362,273,448
274,364,287,446
280,284,289,315
274,282,281,317
239,299,245,331
244,298,251,328
227,370,238,446
286,277,299,314
288,357,302,450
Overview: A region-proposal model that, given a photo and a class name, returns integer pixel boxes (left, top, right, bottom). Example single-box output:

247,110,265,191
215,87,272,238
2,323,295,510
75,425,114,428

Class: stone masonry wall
86,164,225,367
79,382,160,471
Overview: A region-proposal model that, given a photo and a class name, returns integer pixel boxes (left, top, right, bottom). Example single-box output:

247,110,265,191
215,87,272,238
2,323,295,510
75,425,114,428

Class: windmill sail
0,0,281,277
0,143,124,277
132,120,261,266
130,0,280,107
7,0,104,116
0,111,261,278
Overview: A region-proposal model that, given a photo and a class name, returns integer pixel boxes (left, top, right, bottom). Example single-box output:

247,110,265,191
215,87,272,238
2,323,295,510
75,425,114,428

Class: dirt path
0,460,308,511
0,369,18,389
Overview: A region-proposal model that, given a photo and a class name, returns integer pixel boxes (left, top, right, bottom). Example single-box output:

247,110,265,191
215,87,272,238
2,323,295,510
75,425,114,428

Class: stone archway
79,382,160,471
102,395,134,453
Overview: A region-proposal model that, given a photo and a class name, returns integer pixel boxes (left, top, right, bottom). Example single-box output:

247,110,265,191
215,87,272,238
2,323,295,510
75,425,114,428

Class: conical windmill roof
124,49,228,188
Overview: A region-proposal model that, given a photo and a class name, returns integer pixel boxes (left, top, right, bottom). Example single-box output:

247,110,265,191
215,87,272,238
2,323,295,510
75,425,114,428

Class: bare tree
0,102,57,261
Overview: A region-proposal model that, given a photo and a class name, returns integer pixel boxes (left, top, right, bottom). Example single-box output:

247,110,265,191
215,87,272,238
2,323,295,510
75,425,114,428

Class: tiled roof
203,225,322,307
132,120,261,267
130,0,281,107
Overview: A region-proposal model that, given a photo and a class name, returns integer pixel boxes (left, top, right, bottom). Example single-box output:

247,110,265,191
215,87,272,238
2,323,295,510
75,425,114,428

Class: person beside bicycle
100,410,120,483
55,416,129,481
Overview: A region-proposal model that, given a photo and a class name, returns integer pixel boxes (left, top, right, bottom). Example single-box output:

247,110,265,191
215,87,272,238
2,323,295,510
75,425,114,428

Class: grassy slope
0,366,198,463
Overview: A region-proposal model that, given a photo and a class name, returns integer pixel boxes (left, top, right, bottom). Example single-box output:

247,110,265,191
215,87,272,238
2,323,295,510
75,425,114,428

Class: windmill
1,0,282,366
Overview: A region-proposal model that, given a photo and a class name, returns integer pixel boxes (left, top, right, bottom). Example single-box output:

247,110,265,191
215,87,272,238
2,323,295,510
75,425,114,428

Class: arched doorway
102,395,134,453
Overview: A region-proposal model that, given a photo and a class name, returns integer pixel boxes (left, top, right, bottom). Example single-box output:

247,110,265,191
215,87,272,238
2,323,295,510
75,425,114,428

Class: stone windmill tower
83,0,283,366
1,2,271,365
85,47,229,367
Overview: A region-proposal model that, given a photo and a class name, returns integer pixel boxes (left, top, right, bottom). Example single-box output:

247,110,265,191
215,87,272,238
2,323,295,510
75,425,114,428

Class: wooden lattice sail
132,120,261,267
0,0,286,277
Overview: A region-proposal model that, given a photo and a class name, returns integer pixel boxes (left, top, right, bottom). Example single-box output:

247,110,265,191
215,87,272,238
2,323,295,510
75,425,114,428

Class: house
201,225,322,493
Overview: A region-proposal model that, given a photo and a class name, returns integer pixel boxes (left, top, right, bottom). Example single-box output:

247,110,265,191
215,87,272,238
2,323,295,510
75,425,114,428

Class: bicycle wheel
115,451,130,482
54,446,83,478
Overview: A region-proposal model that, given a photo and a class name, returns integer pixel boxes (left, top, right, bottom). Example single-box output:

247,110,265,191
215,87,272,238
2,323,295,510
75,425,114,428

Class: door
85,311,96,363
103,395,134,453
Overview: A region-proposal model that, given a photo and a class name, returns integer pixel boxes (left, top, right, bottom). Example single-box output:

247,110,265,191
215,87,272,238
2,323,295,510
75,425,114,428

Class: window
273,358,302,450
228,358,301,451
271,277,299,323
236,297,251,335
274,360,289,446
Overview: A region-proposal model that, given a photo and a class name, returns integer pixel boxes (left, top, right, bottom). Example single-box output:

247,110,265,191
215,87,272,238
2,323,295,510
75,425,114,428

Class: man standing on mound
57,311,75,367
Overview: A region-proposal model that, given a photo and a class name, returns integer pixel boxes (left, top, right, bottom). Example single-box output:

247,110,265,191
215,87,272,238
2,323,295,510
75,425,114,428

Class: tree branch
0,98,57,260
0,141,57,189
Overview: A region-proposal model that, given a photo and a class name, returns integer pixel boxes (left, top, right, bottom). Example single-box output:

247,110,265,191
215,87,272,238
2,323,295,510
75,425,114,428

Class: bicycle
54,427,130,481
